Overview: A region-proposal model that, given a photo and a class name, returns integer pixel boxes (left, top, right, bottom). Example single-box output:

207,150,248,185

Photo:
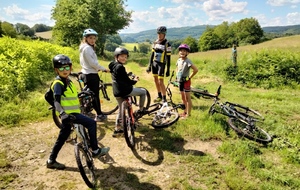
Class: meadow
0,35,299,189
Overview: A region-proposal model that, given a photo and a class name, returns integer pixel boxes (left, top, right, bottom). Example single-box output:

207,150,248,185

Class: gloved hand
146,67,151,73
166,70,170,77
60,112,72,125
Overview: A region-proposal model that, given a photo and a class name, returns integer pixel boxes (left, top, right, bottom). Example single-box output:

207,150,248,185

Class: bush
225,49,300,88
0,37,79,100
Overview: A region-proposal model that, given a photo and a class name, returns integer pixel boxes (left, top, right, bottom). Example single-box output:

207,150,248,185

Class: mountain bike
67,116,97,188
120,87,151,149
209,98,272,144
148,71,185,128
170,81,221,100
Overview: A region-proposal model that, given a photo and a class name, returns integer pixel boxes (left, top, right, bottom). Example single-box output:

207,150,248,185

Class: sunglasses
58,66,71,71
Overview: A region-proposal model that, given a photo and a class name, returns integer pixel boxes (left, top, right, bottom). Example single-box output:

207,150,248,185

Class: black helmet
157,26,167,34
53,54,72,68
114,47,129,57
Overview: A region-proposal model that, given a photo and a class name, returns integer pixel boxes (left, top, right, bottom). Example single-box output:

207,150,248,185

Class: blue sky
0,0,299,33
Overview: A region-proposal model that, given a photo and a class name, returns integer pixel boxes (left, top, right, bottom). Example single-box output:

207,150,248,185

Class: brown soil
0,116,222,190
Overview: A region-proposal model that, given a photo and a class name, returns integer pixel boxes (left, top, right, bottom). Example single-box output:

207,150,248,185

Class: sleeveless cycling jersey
51,80,80,114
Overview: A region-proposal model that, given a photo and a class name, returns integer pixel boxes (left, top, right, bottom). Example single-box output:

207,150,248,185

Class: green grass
123,43,139,51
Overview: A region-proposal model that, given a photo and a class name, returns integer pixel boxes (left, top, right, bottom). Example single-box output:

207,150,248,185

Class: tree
198,27,221,51
15,23,35,37
1,21,17,38
52,0,132,55
234,17,264,45
32,24,52,32
182,36,198,53
138,43,150,54
214,21,237,48
0,21,3,37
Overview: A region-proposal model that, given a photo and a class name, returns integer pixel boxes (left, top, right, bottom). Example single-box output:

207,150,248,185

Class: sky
0,0,300,34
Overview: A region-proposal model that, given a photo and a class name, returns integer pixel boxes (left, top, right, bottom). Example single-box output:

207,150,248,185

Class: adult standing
79,28,110,122
147,26,172,103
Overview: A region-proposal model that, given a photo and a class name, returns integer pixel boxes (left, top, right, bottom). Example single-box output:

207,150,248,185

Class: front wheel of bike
74,144,96,188
121,101,135,149
100,83,118,115
228,118,272,144
151,109,179,128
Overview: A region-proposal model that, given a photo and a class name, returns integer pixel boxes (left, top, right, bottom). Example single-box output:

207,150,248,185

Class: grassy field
0,35,299,189
35,31,52,39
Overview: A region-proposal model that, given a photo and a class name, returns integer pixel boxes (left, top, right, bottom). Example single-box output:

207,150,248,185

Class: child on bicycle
176,44,198,118
79,28,110,122
46,54,110,170
109,47,147,137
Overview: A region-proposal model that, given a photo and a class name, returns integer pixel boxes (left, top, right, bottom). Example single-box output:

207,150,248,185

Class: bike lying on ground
170,81,221,100
209,98,273,144
146,71,185,128
67,115,98,188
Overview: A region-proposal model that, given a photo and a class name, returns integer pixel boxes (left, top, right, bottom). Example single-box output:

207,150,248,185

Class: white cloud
2,4,54,27
286,12,300,25
267,0,300,6
122,3,206,33
202,0,248,21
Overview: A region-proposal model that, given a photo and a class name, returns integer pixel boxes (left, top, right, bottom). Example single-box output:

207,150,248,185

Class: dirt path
0,116,221,190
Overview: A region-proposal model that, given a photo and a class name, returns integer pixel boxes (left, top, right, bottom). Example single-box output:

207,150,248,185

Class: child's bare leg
180,91,187,114
185,92,192,116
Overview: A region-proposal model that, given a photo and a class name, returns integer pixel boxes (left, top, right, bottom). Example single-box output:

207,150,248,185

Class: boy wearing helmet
176,44,198,118
109,47,147,137
79,28,110,122
46,54,110,170
147,26,172,103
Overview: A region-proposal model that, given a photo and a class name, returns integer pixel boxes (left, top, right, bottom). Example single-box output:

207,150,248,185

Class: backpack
44,80,64,106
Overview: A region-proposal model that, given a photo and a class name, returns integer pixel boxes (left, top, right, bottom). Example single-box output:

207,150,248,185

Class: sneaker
134,108,148,119
46,160,66,170
94,114,107,122
154,97,162,103
92,147,110,158
162,98,167,103
112,129,124,137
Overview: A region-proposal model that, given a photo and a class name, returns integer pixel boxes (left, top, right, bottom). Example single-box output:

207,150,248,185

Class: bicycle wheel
132,87,151,110
121,101,135,149
228,118,272,144
151,108,179,128
100,83,118,115
52,108,62,129
74,143,96,188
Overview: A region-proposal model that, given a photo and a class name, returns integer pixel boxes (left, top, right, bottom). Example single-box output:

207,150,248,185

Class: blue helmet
83,28,98,37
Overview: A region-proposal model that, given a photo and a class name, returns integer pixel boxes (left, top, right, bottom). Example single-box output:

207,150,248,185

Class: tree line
0,0,297,56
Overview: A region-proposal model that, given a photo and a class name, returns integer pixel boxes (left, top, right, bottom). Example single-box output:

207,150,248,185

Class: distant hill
120,24,300,43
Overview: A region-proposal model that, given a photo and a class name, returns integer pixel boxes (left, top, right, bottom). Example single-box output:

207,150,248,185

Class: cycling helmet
178,44,190,52
157,26,167,34
114,47,129,57
83,28,98,37
53,54,72,68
